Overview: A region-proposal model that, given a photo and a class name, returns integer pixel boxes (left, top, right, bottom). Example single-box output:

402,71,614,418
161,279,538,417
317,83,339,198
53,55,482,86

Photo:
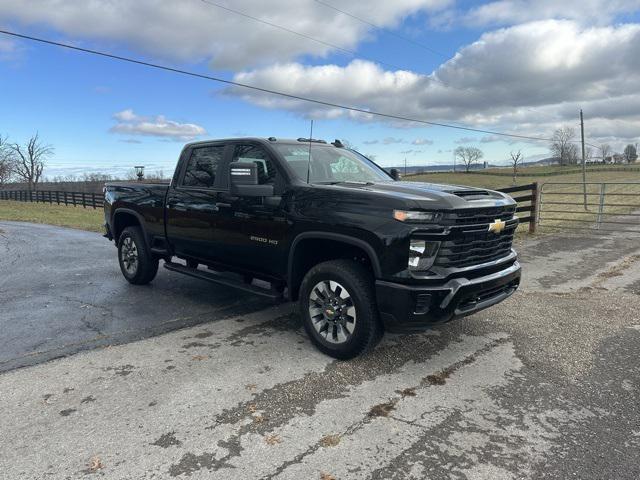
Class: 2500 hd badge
103,137,520,359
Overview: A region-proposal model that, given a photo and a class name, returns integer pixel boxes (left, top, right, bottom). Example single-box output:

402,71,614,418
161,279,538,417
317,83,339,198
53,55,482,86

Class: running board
163,262,283,301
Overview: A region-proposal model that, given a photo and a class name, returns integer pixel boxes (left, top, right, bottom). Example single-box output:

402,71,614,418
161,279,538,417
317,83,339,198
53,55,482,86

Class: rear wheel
118,226,159,285
299,259,382,359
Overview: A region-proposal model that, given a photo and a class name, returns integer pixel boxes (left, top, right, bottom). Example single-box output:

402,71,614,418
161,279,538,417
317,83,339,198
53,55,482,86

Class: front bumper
376,261,521,333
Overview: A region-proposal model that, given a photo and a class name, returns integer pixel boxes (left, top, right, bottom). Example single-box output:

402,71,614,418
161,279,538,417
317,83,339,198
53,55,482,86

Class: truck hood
318,180,514,210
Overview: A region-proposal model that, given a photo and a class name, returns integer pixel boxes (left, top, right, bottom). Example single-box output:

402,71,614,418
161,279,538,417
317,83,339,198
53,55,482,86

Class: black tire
117,226,159,285
299,259,382,359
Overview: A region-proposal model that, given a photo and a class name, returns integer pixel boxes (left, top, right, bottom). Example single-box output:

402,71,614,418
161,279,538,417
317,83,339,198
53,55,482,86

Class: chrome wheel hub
120,237,138,275
308,280,356,344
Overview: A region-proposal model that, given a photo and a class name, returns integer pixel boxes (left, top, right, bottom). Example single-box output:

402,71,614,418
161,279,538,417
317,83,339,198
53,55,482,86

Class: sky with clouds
1,0,639,177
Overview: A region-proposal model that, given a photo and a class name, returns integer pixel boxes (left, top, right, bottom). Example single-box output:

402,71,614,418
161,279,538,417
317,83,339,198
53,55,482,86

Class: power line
196,0,464,92
197,0,574,122
198,0,409,73
0,29,590,146
313,0,448,59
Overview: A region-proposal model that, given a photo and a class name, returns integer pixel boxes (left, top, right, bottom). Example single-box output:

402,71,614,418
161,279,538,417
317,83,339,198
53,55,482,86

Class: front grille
443,205,516,226
433,205,517,269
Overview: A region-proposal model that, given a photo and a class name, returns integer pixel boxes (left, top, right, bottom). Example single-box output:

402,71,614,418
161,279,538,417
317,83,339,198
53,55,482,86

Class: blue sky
1,1,639,178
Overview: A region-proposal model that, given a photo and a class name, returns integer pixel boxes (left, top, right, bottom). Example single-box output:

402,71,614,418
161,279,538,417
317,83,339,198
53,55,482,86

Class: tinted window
233,145,276,184
182,146,224,188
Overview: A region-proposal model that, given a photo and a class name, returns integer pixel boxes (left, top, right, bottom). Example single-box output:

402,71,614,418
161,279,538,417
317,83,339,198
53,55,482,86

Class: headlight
394,210,442,223
408,239,440,271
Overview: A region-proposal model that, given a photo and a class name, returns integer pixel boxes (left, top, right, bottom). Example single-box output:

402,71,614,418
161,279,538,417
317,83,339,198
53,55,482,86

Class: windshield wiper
316,180,375,186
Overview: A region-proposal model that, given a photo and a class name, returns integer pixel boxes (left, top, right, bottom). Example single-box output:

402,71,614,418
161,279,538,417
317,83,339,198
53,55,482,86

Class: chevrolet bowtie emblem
488,219,506,234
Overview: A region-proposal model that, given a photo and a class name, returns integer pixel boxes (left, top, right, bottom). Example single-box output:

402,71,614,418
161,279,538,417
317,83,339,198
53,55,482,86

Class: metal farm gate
538,182,640,233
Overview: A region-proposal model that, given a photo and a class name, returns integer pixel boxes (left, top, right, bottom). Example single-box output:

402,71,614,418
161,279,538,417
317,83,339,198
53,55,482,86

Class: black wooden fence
497,182,538,233
1,183,540,232
0,190,104,209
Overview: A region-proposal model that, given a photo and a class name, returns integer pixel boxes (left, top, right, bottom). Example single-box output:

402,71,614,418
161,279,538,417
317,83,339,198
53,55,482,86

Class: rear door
165,143,229,262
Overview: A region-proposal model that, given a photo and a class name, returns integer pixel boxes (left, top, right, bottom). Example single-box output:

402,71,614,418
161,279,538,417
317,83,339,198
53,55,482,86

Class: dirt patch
368,401,397,418
105,365,136,377
396,387,417,397
59,408,76,416
319,434,341,447
81,395,96,404
265,434,282,445
152,432,182,448
425,373,448,385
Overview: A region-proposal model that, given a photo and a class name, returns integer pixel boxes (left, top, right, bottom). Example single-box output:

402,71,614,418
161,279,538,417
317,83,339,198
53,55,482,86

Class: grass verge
0,200,103,232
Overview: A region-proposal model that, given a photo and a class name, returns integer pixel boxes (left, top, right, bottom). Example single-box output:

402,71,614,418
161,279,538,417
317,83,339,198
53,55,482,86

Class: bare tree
509,150,523,185
7,133,54,191
0,134,13,186
623,144,638,163
454,146,484,173
550,127,578,166
598,143,611,164
584,146,593,163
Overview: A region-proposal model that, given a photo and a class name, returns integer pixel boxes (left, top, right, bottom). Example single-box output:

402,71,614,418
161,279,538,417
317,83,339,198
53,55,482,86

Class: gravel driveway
0,221,638,479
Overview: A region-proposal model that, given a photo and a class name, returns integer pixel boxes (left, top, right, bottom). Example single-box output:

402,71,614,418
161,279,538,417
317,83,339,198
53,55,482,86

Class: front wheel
299,259,382,359
118,226,159,285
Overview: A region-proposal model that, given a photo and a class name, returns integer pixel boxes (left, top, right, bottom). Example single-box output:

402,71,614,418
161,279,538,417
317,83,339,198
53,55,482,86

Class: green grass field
408,167,640,190
408,168,640,233
0,200,104,232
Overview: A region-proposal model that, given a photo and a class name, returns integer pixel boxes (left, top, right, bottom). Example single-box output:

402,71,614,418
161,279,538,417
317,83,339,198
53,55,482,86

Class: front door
215,143,290,277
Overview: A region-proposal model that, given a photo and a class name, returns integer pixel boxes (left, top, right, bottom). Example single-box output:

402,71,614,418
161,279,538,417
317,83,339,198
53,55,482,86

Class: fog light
408,239,440,271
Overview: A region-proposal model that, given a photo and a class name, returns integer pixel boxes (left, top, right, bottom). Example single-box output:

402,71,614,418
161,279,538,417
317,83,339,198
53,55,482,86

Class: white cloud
454,137,478,144
228,20,640,148
412,138,433,145
460,0,640,27
109,110,206,141
0,0,451,70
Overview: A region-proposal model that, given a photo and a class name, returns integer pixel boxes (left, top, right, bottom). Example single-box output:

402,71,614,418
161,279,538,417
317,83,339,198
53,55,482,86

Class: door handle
215,202,232,208
167,202,187,211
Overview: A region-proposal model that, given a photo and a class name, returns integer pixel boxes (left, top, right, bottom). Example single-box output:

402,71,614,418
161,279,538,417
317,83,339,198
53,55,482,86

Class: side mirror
389,168,401,181
229,162,274,197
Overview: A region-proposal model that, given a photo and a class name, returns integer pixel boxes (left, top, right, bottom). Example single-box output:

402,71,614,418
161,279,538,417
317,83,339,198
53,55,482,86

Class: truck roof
184,137,338,148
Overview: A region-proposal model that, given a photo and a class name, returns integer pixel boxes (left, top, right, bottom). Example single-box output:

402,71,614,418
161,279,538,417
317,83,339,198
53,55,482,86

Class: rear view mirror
229,162,274,197
389,168,401,181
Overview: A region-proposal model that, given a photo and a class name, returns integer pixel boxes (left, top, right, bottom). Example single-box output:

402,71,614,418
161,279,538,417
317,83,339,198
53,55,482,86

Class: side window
233,145,276,184
182,145,225,188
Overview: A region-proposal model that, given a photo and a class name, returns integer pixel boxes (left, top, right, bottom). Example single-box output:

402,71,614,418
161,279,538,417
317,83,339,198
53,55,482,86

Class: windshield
273,144,392,184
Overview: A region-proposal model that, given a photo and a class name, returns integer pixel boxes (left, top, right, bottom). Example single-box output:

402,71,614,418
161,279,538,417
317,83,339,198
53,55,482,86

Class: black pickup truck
104,137,520,359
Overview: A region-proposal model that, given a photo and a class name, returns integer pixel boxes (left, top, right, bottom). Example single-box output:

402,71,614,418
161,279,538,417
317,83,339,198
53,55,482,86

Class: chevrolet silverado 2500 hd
104,137,521,359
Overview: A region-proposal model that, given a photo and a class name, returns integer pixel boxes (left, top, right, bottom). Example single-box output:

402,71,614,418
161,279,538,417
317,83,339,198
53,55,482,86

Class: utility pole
404,157,407,176
580,109,587,210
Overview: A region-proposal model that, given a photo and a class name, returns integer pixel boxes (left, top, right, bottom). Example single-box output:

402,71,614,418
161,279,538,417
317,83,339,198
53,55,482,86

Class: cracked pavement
0,221,639,479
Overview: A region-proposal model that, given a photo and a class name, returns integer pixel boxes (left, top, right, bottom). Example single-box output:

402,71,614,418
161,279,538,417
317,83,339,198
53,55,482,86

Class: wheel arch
287,232,382,301
113,208,148,246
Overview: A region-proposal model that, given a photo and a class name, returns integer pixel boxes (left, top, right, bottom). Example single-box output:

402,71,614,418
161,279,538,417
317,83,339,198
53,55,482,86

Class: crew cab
104,137,521,359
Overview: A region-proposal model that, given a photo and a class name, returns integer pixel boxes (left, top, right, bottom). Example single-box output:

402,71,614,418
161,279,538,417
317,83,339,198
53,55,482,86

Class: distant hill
386,157,558,174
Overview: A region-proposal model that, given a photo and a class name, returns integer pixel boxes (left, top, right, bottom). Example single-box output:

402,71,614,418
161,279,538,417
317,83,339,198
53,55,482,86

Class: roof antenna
306,119,313,184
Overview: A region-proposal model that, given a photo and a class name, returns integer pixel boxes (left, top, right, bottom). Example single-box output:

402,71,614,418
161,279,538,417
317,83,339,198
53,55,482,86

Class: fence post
596,183,606,230
529,182,538,234
64,191,68,205
91,193,96,209
48,191,53,204
56,191,60,205
82,192,86,209
72,193,76,207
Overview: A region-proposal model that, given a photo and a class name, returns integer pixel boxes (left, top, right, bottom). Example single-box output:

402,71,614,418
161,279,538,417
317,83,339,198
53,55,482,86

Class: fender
112,207,151,249
287,231,382,283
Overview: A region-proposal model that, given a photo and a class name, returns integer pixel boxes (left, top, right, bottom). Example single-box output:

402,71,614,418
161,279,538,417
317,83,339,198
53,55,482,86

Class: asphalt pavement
0,220,639,479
